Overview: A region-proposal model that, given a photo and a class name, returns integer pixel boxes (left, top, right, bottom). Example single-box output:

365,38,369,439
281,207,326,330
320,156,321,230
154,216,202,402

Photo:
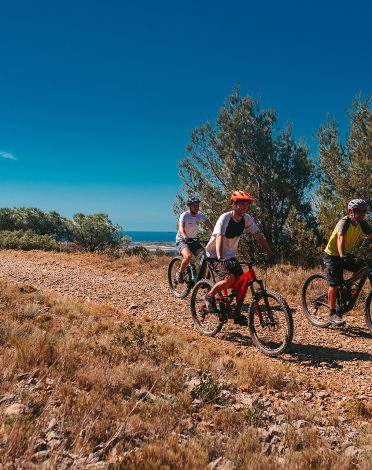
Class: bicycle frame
219,263,266,319
341,265,371,314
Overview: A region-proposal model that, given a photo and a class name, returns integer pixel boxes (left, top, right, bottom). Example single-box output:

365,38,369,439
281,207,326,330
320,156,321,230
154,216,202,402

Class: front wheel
190,279,223,336
301,273,332,328
248,290,293,356
168,256,192,299
364,290,372,334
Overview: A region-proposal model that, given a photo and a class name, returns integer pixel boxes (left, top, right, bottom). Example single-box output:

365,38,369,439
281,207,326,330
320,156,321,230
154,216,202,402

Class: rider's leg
208,274,235,297
204,274,235,313
328,285,339,310
324,253,345,326
180,247,192,273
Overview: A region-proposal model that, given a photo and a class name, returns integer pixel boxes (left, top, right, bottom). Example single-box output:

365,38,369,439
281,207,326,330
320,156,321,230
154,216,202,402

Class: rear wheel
364,290,372,334
249,290,293,356
302,273,332,328
168,256,192,299
190,279,223,336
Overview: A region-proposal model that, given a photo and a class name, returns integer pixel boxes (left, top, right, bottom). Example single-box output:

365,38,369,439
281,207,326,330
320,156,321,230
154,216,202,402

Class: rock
344,446,361,458
46,418,58,432
32,450,50,462
34,440,48,452
208,457,235,470
4,403,26,416
294,420,307,429
46,431,59,441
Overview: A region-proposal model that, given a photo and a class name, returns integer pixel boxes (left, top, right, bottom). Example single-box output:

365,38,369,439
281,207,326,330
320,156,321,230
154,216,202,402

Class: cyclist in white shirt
175,197,213,283
205,190,276,321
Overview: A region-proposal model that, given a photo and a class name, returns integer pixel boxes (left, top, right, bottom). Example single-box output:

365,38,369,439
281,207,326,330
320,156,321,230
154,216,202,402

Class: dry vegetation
0,251,371,468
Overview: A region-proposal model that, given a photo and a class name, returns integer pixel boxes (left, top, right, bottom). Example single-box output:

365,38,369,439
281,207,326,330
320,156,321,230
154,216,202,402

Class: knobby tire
248,290,293,356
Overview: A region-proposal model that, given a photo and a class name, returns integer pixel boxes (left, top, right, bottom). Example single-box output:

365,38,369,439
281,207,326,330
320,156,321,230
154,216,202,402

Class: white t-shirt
176,211,208,242
206,211,259,259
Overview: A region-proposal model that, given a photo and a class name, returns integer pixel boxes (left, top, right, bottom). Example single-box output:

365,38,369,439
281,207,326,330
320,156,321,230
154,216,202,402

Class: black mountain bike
302,259,372,333
168,239,209,299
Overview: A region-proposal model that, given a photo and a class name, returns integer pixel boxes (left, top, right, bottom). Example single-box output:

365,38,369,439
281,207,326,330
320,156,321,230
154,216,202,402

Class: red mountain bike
190,258,293,356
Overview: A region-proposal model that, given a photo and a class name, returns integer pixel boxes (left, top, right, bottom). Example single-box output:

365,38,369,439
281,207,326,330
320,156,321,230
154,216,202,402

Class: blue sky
1,0,371,230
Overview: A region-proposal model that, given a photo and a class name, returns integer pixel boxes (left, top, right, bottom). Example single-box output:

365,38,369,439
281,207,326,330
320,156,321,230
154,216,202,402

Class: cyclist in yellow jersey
324,199,371,325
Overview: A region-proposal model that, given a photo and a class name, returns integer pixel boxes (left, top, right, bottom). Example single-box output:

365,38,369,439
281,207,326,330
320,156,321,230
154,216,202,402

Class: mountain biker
204,190,276,323
324,199,371,326
175,197,213,283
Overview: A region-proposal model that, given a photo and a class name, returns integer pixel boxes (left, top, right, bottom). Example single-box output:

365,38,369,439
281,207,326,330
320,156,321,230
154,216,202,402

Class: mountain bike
301,259,372,333
190,257,294,356
168,239,210,299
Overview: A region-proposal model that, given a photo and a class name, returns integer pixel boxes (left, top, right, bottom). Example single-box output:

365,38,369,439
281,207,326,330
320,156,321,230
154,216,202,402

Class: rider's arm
178,220,188,239
215,234,224,260
204,219,214,231
337,232,345,257
253,231,273,256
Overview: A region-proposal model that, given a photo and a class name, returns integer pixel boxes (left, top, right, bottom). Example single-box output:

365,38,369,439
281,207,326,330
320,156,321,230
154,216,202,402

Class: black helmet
187,197,201,205
348,199,368,211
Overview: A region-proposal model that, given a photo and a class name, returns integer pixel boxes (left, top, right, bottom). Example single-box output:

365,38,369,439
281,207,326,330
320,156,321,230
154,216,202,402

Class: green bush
69,213,125,253
125,245,151,258
0,230,64,252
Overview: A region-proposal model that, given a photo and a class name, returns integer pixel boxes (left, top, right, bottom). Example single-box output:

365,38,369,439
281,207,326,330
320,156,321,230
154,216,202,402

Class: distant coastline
124,231,177,252
124,231,177,244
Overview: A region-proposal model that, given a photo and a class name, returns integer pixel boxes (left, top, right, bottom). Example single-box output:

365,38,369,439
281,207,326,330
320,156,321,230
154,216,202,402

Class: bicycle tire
301,273,332,328
168,256,192,299
248,290,293,356
364,290,372,334
190,279,223,336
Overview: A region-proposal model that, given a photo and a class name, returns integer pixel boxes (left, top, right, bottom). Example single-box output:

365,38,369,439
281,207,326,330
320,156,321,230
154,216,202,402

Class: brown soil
0,250,371,403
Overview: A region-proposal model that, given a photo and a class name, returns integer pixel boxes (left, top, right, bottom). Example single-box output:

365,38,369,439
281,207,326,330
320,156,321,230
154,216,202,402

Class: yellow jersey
324,216,371,256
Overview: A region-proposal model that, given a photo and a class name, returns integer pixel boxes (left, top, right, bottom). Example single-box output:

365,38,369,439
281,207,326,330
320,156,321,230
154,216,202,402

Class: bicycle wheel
301,273,332,328
364,290,372,334
190,279,223,336
168,256,192,299
248,290,293,356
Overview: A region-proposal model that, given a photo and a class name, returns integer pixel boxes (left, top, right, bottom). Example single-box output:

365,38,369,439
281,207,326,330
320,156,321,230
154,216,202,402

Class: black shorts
323,252,365,287
208,257,243,282
176,239,204,257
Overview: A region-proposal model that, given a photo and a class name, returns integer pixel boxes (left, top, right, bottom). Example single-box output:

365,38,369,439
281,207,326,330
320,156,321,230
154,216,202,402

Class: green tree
0,207,70,240
69,213,125,253
177,88,316,254
317,94,372,237
283,207,322,267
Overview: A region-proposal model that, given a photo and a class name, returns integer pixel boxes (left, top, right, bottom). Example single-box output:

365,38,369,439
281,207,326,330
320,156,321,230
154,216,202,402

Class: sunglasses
354,209,367,214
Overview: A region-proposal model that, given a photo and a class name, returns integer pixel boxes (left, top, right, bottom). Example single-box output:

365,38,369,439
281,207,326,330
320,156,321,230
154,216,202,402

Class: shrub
125,246,151,258
69,213,125,253
0,230,63,251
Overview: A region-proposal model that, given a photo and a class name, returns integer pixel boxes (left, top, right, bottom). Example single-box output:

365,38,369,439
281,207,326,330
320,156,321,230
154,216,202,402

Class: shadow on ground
285,342,372,369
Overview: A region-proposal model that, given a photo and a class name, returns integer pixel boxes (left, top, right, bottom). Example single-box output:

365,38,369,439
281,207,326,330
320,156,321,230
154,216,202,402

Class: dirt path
0,250,371,401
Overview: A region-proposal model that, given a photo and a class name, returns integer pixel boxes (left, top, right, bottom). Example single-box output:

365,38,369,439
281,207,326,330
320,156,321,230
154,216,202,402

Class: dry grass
0,269,370,468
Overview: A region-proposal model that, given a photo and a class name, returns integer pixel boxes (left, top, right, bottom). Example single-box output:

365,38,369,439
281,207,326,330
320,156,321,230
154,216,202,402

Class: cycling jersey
206,211,259,259
176,211,208,242
324,216,371,256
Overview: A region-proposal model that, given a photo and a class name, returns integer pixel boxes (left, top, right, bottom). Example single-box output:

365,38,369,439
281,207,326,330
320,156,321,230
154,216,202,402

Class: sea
124,231,177,244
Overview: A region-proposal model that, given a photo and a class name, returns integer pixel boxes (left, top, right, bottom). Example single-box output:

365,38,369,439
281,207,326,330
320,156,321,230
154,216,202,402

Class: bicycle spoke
168,257,192,299
191,280,223,336
249,290,293,356
302,274,332,327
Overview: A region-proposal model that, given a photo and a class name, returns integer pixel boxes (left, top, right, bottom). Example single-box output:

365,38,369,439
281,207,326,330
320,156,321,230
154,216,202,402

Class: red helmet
230,190,254,203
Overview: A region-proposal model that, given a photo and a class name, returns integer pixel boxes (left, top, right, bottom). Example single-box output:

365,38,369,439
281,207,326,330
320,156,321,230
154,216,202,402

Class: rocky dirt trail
0,250,371,404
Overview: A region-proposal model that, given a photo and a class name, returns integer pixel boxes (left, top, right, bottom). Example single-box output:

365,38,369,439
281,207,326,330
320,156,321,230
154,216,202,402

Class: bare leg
208,274,235,296
328,286,339,309
180,247,192,273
